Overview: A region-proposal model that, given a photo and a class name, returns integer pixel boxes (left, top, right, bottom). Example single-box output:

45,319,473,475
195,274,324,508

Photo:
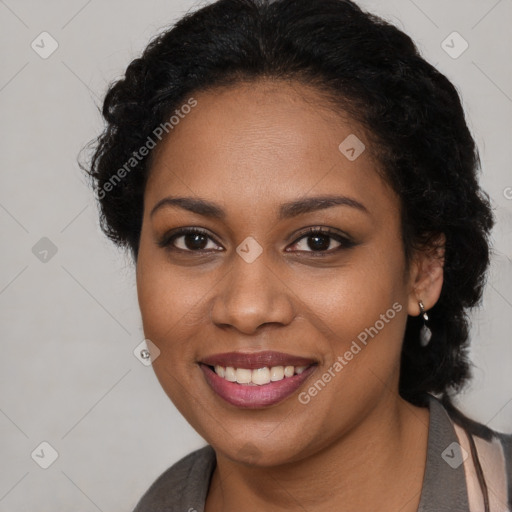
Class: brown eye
288,228,355,254
295,233,341,251
158,228,223,252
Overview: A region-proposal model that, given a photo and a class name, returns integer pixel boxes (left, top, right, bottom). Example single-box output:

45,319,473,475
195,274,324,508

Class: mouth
199,351,318,408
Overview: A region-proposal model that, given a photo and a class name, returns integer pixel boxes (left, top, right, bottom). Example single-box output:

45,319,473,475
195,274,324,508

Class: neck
205,394,430,512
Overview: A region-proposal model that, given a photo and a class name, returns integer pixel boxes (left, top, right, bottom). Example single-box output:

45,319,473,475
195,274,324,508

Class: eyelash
158,226,356,255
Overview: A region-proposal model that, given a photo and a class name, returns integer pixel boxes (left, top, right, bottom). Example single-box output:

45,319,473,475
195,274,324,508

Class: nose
209,252,295,334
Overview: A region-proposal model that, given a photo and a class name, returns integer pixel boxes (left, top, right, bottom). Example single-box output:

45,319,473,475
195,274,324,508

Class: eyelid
291,226,353,243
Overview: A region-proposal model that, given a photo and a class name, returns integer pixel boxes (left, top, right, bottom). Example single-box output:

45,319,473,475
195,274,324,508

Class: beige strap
453,422,510,511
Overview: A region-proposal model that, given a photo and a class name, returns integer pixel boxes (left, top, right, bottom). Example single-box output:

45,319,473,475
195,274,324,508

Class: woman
84,0,511,510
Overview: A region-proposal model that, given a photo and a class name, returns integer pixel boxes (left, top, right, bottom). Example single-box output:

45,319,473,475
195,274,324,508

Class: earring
418,301,432,347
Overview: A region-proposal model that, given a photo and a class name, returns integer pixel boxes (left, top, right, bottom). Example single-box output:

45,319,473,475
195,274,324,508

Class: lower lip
200,364,317,409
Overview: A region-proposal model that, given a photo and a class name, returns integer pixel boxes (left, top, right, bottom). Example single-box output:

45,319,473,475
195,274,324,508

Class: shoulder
432,395,512,511
461,427,512,511
418,394,512,511
132,445,216,512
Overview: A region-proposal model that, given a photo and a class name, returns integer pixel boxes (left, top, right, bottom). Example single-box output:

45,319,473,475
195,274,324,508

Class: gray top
133,395,512,511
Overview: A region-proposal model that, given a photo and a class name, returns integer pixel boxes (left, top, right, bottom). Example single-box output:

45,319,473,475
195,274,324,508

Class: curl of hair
84,0,494,412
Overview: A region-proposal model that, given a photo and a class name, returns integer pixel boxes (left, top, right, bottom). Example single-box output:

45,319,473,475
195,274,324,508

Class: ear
407,233,446,316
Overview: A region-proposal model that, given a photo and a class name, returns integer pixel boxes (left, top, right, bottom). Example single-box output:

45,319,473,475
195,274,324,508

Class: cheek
136,247,205,375
138,271,203,331
294,250,406,342
288,258,407,438
136,248,212,422
136,237,211,331
295,247,408,404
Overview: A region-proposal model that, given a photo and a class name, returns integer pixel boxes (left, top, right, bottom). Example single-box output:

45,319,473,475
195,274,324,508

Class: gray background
0,0,511,510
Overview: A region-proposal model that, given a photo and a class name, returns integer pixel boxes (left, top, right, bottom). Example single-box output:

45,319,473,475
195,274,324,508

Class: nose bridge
210,247,294,333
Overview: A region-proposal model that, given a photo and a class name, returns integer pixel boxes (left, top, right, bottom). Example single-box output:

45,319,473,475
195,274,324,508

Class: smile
212,364,308,385
199,351,317,408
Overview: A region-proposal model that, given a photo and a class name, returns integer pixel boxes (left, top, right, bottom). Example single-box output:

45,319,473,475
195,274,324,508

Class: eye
158,228,223,252
158,226,355,255
287,227,355,254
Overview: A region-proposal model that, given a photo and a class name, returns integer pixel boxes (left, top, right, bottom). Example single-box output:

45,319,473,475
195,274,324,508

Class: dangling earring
418,301,432,347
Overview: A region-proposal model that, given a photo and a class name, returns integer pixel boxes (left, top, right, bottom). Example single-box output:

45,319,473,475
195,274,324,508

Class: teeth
235,368,252,384
225,366,236,382
212,364,310,385
284,365,294,378
270,365,284,381
252,367,270,385
215,365,225,378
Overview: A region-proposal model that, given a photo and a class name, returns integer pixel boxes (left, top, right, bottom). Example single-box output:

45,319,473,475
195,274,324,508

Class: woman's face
136,80,419,465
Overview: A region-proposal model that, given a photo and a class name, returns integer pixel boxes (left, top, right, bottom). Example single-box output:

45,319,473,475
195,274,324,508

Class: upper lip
200,351,317,369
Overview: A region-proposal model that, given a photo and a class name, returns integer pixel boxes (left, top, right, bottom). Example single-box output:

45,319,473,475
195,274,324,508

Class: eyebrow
150,194,369,220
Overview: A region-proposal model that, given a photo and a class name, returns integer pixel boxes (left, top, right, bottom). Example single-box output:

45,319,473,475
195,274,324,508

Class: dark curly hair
84,0,494,433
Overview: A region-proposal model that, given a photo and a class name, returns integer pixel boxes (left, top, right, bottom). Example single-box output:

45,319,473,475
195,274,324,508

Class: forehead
145,79,397,219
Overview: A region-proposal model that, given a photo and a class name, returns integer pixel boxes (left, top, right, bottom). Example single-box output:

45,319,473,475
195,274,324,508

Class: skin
136,79,445,512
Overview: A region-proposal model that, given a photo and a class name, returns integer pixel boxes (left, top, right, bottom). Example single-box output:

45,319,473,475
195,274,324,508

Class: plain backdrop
0,0,511,510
